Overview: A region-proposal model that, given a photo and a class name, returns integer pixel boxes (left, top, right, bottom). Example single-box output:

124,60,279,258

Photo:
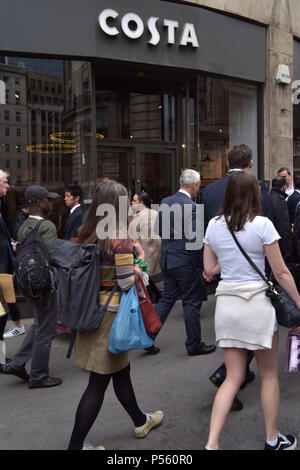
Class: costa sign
98,8,199,48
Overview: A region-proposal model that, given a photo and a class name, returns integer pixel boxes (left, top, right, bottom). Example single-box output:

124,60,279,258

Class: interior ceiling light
26,131,104,154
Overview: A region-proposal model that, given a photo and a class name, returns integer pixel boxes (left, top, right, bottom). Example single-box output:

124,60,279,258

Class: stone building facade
185,0,300,178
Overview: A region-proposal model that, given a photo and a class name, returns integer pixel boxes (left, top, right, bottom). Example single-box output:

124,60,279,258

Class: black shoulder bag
227,223,300,329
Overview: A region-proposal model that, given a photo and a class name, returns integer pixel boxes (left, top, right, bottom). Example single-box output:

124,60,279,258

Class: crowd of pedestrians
1,143,300,450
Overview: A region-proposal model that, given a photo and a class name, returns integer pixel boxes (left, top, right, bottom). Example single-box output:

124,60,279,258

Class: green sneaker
134,410,163,439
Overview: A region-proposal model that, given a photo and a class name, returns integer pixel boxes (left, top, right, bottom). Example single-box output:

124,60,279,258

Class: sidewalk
1,296,300,451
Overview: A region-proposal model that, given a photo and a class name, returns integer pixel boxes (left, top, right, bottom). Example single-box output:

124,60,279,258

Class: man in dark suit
203,144,273,410
64,184,84,240
203,149,273,230
287,174,300,227
146,169,216,357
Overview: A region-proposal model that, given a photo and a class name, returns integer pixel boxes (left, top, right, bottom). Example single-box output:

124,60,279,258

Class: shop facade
0,0,299,228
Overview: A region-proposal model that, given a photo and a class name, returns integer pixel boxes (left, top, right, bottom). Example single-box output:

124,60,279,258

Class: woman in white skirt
203,171,300,451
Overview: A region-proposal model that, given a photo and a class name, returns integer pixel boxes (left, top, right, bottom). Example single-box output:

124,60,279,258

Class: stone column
264,0,294,181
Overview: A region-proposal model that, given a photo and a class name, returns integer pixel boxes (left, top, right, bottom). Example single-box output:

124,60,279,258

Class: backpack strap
66,284,120,359
33,218,46,232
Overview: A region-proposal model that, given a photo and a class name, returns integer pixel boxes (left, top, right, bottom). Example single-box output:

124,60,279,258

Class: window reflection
0,57,93,235
187,77,258,186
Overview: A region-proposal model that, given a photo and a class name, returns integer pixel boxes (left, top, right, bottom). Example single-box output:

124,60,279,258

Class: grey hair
179,169,200,188
0,169,9,182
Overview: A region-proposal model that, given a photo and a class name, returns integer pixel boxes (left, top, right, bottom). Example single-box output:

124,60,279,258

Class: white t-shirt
204,216,280,283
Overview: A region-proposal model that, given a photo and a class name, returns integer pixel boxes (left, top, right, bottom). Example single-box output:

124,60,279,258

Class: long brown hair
219,171,262,232
77,179,129,255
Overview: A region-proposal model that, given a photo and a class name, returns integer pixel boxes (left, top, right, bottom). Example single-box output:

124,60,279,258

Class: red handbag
135,273,162,335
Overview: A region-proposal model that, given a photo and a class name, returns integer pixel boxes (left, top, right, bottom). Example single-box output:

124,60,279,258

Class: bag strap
33,218,46,232
225,217,272,289
135,272,149,299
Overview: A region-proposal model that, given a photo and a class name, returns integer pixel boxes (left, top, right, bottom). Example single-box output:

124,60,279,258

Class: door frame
97,142,178,199
135,144,177,196
96,145,133,196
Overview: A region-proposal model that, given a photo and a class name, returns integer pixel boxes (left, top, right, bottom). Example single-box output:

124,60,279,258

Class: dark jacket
287,190,300,226
10,209,29,240
64,205,84,241
157,191,202,271
269,188,292,258
203,171,273,229
0,213,14,274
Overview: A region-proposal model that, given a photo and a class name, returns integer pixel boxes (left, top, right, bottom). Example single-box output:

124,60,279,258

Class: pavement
1,295,300,452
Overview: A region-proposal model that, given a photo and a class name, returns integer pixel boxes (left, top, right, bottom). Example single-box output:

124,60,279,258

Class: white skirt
215,280,276,350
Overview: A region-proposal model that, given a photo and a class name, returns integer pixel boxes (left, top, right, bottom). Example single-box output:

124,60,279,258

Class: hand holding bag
135,272,162,335
108,284,154,354
227,222,300,329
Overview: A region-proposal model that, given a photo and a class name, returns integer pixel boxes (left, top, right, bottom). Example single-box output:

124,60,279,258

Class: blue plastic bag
108,285,154,354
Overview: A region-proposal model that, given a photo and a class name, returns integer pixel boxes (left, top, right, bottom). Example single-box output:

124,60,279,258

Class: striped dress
74,239,135,375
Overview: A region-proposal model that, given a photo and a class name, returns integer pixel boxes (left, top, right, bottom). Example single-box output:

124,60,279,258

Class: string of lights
26,131,104,154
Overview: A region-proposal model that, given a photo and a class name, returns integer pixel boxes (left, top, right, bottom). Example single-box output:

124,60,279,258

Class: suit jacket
64,205,84,241
157,191,202,271
287,190,300,226
203,172,273,229
269,188,292,257
0,214,14,274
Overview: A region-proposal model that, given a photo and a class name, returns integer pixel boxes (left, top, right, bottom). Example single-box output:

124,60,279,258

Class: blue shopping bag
108,284,154,354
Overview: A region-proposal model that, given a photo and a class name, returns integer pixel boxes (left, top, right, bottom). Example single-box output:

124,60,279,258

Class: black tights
67,363,146,450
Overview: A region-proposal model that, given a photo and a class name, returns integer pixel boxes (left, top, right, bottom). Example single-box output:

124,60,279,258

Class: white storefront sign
98,8,199,48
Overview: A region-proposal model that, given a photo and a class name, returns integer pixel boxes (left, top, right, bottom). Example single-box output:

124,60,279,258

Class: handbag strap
225,217,272,289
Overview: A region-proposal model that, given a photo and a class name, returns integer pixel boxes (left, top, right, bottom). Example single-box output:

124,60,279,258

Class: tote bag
108,284,154,354
135,272,162,334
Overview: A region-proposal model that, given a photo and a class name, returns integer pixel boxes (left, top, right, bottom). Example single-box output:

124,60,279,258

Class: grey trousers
12,291,58,382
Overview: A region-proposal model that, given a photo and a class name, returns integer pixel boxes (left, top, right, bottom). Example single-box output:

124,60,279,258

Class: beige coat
133,207,161,276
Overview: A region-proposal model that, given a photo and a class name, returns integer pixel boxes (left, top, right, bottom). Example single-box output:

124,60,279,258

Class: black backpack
52,239,117,357
15,219,55,298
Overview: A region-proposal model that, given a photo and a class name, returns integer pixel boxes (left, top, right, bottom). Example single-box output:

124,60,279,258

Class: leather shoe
188,343,216,356
1,363,29,382
231,396,243,412
209,369,255,390
209,371,224,388
144,345,160,355
240,370,255,389
28,376,62,389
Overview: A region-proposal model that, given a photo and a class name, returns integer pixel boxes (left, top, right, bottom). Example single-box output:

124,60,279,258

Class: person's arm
113,239,135,291
264,241,300,312
41,221,58,257
203,243,221,281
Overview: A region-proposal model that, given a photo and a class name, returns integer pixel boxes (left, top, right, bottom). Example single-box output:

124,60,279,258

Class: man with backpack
2,185,62,389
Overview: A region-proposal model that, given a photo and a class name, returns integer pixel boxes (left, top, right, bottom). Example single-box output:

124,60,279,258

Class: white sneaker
82,440,105,450
4,324,26,339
